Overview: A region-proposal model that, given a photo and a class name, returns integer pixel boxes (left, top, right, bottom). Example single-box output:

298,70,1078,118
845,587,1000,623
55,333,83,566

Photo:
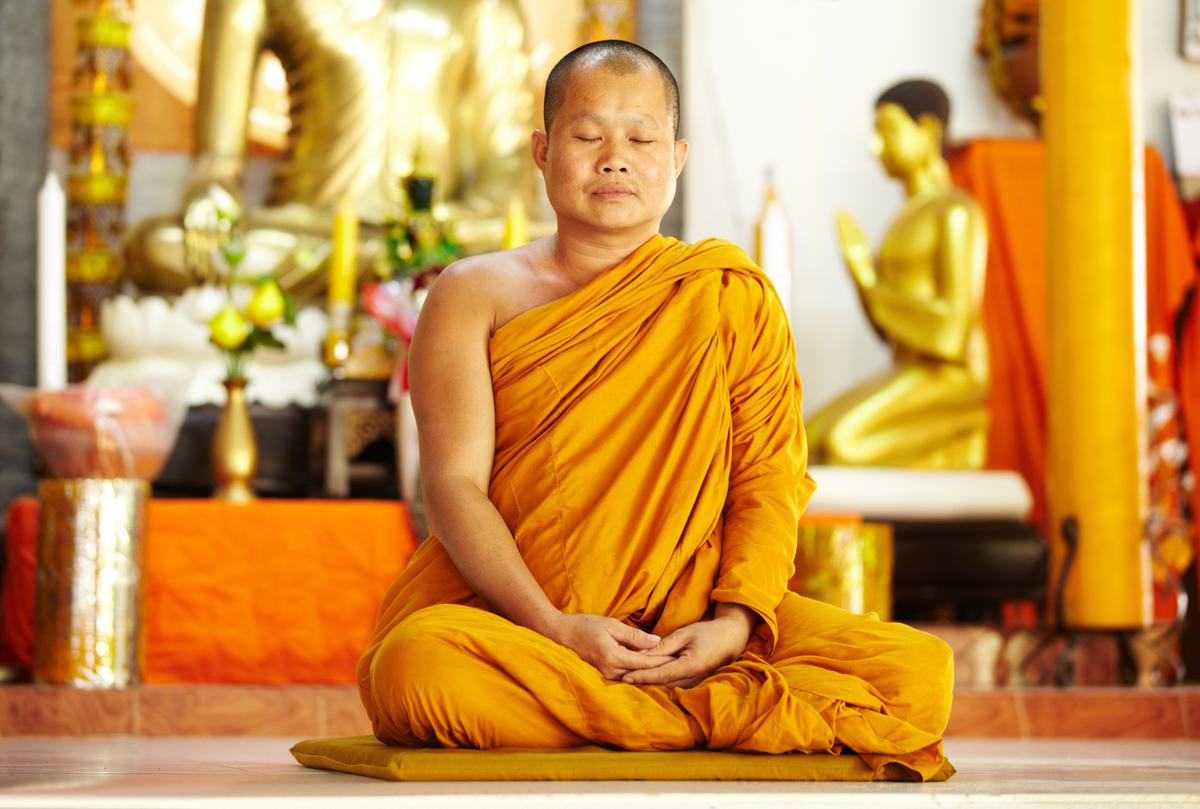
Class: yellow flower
209,305,251,351
245,279,286,327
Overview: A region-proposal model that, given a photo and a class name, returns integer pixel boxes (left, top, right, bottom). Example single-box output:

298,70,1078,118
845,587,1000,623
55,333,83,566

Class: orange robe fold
357,235,954,780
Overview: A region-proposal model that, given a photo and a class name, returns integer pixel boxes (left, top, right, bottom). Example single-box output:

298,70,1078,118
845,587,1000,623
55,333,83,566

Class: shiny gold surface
790,521,893,620
66,329,108,364
76,14,130,49
66,0,132,381
127,0,545,300
34,478,148,688
213,379,258,504
69,94,133,127
1043,0,1150,629
67,249,122,284
67,173,126,205
807,101,989,469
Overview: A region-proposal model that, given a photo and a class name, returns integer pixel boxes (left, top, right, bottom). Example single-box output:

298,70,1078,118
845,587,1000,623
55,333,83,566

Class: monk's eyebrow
571,112,662,129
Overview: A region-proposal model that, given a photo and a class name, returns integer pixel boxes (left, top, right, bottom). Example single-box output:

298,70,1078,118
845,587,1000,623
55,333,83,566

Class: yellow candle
329,199,359,306
501,197,529,250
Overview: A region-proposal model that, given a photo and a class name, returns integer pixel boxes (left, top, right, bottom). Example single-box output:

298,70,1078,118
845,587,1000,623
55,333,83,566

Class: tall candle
328,199,359,307
753,171,792,324
37,172,67,391
501,197,529,250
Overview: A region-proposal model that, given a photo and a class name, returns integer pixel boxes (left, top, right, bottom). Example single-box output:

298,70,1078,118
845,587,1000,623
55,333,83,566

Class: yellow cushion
290,736,956,782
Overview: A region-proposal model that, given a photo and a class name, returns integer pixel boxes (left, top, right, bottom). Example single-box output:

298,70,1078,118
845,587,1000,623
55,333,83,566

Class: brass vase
213,377,257,503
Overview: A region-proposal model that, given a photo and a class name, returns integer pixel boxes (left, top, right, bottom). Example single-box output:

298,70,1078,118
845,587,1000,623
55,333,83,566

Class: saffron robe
357,235,954,781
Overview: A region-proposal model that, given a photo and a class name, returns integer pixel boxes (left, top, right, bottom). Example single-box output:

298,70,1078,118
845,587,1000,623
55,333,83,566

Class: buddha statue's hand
543,613,672,681
835,210,876,289
620,604,756,689
182,178,243,286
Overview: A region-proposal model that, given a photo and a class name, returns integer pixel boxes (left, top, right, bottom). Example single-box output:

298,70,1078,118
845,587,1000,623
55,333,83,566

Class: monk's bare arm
409,264,560,634
409,261,663,677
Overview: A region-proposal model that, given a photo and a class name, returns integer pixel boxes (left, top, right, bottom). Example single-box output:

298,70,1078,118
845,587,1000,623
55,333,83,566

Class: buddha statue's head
870,79,951,180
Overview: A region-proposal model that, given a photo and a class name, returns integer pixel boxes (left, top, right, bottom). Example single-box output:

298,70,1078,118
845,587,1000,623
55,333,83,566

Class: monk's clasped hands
621,608,756,689
542,606,757,689
542,612,674,681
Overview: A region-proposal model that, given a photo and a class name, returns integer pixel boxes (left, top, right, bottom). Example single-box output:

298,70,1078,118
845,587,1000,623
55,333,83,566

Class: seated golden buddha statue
127,0,542,301
806,79,989,469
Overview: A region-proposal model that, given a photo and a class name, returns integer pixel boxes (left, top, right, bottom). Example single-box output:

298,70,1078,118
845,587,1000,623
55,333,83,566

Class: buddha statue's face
532,62,687,236
871,102,942,179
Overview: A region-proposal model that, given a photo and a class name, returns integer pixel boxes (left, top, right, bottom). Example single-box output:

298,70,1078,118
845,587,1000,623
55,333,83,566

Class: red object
1,498,418,683
0,498,38,667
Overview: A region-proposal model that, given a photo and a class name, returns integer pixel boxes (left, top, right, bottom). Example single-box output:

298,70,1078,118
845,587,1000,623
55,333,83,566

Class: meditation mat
290,736,956,782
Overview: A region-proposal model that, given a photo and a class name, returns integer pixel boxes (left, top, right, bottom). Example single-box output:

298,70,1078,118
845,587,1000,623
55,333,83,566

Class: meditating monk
357,40,954,781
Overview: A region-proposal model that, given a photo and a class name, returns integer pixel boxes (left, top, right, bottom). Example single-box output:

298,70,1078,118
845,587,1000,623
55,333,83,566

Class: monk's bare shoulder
430,239,557,336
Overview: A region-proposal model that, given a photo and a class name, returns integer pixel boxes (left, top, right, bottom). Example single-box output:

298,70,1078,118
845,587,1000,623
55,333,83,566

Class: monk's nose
600,149,630,173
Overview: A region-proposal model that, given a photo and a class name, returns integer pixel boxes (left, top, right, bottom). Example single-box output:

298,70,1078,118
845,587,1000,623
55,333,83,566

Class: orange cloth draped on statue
357,235,954,781
950,143,1199,538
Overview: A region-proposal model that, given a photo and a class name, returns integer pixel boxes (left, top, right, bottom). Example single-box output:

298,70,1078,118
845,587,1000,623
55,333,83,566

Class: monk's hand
544,613,670,681
621,605,757,689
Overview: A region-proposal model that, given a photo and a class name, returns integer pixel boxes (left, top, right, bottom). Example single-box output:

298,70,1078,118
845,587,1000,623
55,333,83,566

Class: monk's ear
531,130,549,171
673,138,689,177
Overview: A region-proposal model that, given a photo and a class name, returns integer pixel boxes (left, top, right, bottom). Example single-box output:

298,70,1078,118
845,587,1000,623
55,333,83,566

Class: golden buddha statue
806,80,989,469
126,0,541,301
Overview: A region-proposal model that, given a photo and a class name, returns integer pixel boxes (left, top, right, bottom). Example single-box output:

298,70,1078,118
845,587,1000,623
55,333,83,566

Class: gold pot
212,377,257,503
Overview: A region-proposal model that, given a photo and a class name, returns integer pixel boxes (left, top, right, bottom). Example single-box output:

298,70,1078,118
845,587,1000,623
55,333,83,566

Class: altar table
1,498,418,684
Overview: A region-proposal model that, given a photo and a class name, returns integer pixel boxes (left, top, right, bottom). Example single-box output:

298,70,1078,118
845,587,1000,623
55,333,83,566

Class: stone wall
0,0,50,535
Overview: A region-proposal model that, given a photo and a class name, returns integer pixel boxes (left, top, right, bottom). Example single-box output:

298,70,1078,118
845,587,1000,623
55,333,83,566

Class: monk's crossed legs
367,594,952,755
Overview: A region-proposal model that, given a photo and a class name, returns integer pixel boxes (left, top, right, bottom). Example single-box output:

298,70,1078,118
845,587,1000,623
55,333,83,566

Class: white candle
753,172,793,324
38,172,67,391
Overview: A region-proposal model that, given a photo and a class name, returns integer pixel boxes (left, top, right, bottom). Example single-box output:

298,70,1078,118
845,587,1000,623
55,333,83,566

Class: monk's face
533,63,687,236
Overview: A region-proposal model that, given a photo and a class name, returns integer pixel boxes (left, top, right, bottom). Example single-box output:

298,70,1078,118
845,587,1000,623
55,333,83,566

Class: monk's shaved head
544,40,680,138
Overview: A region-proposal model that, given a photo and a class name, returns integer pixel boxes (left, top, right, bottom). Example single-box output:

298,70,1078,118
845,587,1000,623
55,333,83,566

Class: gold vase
213,377,257,503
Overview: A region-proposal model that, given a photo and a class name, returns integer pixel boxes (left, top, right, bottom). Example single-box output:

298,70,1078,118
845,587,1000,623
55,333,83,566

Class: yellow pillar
1043,0,1150,629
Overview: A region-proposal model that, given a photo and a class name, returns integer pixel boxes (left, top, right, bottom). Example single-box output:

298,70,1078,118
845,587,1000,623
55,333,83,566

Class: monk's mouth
593,189,635,200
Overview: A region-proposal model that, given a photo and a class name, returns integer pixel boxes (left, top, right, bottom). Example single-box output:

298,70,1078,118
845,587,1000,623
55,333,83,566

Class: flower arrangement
205,229,296,381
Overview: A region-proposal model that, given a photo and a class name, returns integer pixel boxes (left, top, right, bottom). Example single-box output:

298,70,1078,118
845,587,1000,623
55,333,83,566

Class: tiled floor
0,737,1197,807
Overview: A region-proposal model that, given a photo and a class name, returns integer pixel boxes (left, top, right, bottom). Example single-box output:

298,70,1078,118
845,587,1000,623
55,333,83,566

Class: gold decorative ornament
790,520,893,620
34,477,148,688
977,0,1042,128
807,80,990,469
66,0,133,379
126,0,545,302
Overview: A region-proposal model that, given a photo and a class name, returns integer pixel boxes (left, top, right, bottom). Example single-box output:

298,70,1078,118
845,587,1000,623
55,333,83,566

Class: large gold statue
806,80,989,469
127,0,541,300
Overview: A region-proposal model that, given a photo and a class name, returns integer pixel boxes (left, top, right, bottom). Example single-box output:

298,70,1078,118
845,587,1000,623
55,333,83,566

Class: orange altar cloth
0,498,418,684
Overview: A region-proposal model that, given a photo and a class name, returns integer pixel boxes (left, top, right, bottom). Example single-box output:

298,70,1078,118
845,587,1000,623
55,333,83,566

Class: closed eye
576,136,601,142
631,139,654,144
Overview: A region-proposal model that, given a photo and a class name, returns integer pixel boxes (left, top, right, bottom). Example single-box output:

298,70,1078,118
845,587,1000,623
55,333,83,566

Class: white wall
683,0,1191,413
1145,0,1200,173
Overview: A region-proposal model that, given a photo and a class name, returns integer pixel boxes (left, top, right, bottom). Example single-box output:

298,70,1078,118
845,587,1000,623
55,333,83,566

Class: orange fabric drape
1,498,417,683
949,141,1198,544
